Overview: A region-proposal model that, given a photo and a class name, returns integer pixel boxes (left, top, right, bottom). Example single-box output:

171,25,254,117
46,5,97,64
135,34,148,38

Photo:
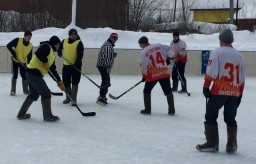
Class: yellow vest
13,38,33,63
63,39,80,65
27,44,55,77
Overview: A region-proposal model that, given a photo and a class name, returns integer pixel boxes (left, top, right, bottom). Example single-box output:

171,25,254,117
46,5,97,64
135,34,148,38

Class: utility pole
173,0,177,22
235,0,239,25
181,0,186,27
230,0,234,24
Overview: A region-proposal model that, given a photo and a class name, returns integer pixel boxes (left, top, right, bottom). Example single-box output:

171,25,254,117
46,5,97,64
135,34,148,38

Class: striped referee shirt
96,39,115,68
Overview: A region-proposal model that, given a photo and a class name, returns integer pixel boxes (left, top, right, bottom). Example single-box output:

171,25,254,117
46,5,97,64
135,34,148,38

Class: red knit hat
110,32,118,38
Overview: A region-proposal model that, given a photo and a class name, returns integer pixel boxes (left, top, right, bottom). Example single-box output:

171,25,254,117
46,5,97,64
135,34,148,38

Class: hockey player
96,32,118,105
17,36,65,122
170,31,188,94
196,29,245,154
58,29,84,106
7,30,33,96
138,36,175,115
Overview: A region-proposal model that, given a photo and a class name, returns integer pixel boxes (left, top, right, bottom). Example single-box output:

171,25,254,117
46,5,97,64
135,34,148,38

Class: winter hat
49,35,61,45
138,36,148,44
68,29,78,36
173,31,179,37
110,32,118,38
24,30,32,36
219,29,234,44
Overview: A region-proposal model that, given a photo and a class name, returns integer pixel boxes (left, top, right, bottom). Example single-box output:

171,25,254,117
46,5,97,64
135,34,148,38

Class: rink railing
0,47,255,76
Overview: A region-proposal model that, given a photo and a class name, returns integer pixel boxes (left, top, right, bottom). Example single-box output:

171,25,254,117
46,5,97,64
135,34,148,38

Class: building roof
190,8,241,11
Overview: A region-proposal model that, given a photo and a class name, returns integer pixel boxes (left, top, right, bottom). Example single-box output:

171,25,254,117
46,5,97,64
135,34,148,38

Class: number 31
224,63,240,84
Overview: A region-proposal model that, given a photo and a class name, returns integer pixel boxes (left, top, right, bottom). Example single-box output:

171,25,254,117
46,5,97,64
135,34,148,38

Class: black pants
172,61,186,83
62,65,81,87
11,59,27,80
143,77,172,95
205,95,240,126
97,66,110,97
26,72,51,101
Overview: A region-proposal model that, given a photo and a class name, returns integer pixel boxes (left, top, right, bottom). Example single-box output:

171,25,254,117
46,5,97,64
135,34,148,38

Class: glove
203,87,211,98
57,81,65,91
43,63,50,71
113,52,117,57
142,77,146,82
107,68,111,73
237,95,242,108
166,59,170,65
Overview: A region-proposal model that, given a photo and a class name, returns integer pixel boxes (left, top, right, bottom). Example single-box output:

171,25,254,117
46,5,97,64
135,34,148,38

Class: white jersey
204,46,245,96
170,39,187,63
140,43,175,82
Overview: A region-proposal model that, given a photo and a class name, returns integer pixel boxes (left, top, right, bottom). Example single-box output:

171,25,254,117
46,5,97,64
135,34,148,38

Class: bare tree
174,0,199,32
127,0,165,31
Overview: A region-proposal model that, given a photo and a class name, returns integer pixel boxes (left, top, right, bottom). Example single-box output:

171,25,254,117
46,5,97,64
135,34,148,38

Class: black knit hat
219,29,234,44
69,29,78,36
49,35,61,45
24,30,32,36
138,36,148,44
173,31,179,37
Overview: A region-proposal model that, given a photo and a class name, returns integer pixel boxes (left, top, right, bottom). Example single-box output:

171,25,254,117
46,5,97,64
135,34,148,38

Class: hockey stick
51,92,63,96
48,70,96,117
109,80,143,100
171,60,191,96
60,57,101,88
65,91,96,116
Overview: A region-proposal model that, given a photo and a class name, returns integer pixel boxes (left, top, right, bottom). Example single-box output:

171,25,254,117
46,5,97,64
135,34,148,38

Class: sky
0,25,256,163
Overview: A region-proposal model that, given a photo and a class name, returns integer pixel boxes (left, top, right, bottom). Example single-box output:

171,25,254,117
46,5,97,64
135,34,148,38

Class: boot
166,93,175,115
196,123,219,152
226,126,237,154
42,99,60,122
10,79,17,96
22,80,29,95
96,96,108,105
71,85,78,106
172,80,178,92
140,93,151,115
17,97,33,119
178,80,187,94
63,87,71,104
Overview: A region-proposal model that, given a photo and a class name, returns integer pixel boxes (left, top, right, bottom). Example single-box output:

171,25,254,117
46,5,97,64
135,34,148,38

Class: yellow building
190,8,241,23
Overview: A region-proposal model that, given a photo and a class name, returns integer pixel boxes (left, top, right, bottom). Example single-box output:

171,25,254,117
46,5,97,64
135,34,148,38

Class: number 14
149,52,165,67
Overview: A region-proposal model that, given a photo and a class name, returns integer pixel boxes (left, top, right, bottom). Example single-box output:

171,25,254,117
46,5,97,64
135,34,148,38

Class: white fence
0,47,255,76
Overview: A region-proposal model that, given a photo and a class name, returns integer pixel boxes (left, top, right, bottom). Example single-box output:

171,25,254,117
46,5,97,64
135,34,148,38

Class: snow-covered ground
0,26,256,51
0,73,255,164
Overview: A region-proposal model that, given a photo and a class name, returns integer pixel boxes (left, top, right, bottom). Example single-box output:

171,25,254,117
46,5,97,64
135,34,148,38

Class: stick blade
82,112,96,116
108,93,118,100
51,92,63,96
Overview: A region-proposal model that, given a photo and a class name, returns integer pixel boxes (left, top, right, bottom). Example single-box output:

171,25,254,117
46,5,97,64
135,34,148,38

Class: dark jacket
58,36,84,67
27,41,61,81
6,37,32,63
